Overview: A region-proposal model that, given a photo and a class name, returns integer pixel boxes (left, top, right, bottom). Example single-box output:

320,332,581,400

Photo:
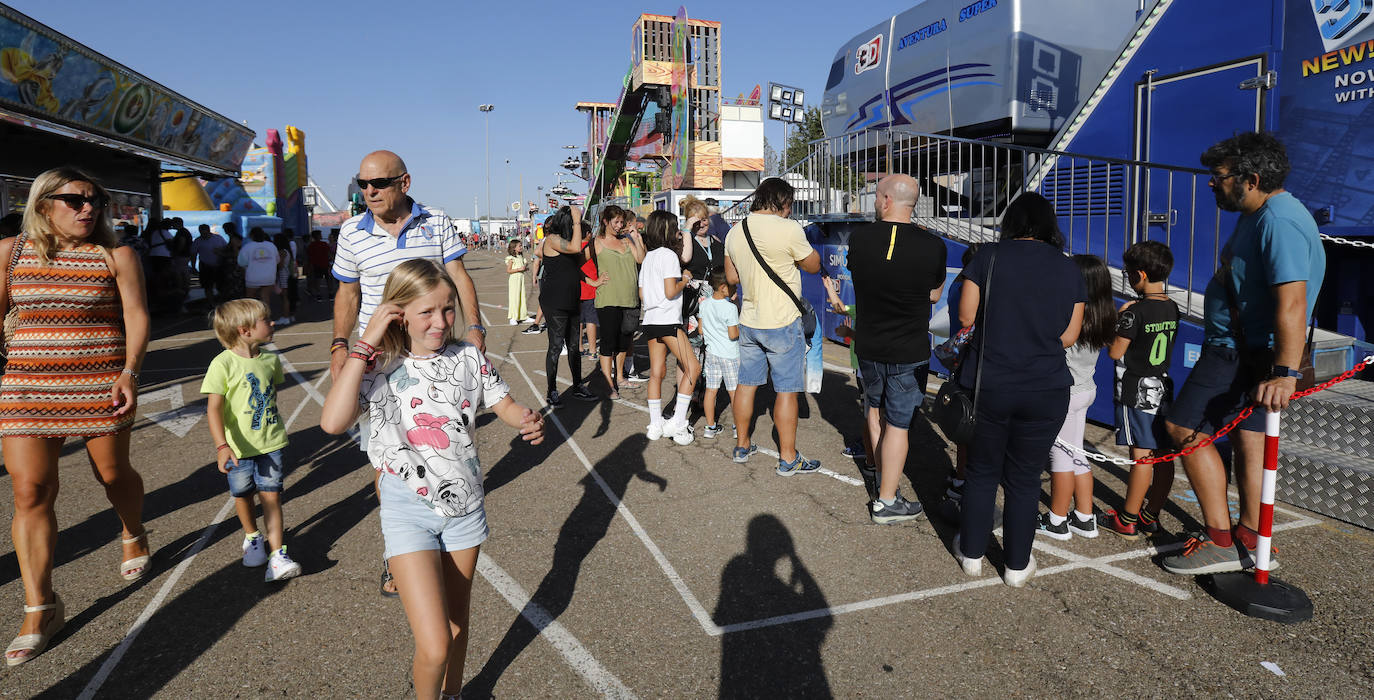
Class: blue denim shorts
857,359,928,429
377,471,489,559
1115,403,1172,450
738,319,805,393
227,449,284,497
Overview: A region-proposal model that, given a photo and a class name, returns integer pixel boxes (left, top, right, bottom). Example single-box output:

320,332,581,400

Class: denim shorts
1169,343,1266,436
703,351,740,391
579,298,599,325
377,471,489,559
857,359,928,429
227,449,284,497
738,319,805,393
1115,403,1172,451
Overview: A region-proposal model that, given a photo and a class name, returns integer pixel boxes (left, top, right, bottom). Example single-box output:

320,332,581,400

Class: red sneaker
1097,509,1142,540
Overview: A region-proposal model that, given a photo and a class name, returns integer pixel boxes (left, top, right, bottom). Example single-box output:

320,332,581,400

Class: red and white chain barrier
1055,353,1374,466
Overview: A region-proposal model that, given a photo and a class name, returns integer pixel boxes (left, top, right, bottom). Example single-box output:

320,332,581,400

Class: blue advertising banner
0,6,253,174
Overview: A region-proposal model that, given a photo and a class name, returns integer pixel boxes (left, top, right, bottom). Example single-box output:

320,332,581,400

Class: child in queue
1098,241,1180,538
699,270,740,439
639,210,701,445
504,239,530,325
1037,255,1117,540
320,259,545,699
202,299,302,581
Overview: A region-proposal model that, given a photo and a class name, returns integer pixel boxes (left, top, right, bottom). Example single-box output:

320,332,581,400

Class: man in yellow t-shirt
724,177,823,475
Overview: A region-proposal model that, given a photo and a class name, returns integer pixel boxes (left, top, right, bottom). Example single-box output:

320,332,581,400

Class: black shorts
1169,343,1267,436
580,298,598,325
641,323,682,341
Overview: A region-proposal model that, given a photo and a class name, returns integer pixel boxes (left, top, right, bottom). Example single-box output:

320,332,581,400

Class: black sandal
379,560,400,598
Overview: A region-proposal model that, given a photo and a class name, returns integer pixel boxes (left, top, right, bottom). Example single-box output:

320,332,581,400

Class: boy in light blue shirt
699,271,740,439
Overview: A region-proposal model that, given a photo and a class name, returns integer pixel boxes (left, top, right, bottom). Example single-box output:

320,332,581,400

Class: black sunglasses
45,193,108,211
1208,171,1241,182
355,173,406,191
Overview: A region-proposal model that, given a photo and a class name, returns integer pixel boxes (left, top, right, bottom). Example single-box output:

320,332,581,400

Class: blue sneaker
842,442,866,458
776,452,821,476
732,444,758,463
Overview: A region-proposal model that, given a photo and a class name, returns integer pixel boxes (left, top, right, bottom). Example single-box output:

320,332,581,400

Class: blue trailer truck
800,0,1374,528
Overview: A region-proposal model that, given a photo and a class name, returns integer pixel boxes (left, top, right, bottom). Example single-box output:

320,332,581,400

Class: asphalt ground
2,246,1372,698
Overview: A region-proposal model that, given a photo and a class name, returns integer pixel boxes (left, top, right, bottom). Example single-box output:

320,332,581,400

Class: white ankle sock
648,399,663,427
1047,512,1068,526
1074,510,1094,522
671,393,690,421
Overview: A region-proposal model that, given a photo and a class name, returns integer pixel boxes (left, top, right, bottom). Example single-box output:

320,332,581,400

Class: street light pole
505,159,511,228
479,104,494,234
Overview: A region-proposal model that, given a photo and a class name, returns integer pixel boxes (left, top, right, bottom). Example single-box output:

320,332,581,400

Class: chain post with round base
1208,409,1313,624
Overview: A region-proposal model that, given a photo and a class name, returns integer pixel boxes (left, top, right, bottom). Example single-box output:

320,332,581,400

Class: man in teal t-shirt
1163,132,1326,576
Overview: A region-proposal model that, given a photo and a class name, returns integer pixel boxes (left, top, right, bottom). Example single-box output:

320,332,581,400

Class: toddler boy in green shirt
201,299,301,582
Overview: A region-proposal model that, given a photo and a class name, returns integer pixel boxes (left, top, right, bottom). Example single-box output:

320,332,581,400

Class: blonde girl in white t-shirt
638,210,701,445
320,259,544,700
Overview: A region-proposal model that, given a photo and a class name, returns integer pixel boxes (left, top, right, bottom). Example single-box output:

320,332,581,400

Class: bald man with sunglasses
330,150,485,380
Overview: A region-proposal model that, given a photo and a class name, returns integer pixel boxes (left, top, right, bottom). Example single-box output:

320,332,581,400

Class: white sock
1074,510,1094,522
648,399,663,428
671,393,690,421
1048,512,1068,526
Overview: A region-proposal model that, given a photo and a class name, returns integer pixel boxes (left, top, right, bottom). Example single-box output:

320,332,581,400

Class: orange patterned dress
0,238,132,437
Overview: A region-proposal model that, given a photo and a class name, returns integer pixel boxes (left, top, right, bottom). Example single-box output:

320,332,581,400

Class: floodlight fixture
781,107,792,120
792,107,805,123
770,103,783,119
793,90,805,106
770,85,783,101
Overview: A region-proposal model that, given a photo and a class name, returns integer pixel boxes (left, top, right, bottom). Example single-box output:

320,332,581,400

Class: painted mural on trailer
1280,0,1374,229
0,6,252,173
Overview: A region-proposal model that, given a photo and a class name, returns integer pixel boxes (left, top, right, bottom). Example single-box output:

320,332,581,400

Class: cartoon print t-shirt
200,349,287,459
361,343,509,517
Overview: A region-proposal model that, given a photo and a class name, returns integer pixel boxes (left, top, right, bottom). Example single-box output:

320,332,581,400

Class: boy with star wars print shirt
361,343,510,517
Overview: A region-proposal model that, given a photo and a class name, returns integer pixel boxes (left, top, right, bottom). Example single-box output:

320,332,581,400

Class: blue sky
9,0,913,217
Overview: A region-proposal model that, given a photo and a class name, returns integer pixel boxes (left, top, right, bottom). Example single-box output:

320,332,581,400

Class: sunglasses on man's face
45,193,108,211
356,174,406,191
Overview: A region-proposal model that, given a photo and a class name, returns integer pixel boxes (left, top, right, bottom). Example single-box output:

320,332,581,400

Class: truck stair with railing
717,0,1374,528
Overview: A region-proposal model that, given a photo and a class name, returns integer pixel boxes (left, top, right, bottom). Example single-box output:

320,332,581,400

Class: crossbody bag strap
741,217,807,316
972,246,998,415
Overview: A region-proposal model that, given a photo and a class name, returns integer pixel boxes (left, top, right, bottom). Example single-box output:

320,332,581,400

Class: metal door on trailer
1133,57,1267,294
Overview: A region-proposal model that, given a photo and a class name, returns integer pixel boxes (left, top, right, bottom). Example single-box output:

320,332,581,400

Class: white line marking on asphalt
78,497,236,699
497,352,722,635
140,384,202,438
285,370,332,431
270,343,329,407
80,351,325,697
1028,538,1192,600
712,517,1320,635
476,554,637,698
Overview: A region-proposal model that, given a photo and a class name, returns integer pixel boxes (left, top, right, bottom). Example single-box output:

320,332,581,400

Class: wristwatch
1270,365,1303,379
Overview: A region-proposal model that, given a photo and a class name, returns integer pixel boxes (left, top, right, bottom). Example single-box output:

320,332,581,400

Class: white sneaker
646,423,663,441
1003,555,1037,588
664,417,694,445
265,547,302,582
952,534,982,577
242,533,268,567
509,319,519,326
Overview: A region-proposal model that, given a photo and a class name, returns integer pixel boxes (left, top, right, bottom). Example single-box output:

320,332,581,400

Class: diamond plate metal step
1284,378,1374,459
1277,441,1374,530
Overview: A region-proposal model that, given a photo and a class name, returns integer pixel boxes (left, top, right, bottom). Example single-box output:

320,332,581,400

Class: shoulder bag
3,231,28,353
741,217,818,340
930,246,997,445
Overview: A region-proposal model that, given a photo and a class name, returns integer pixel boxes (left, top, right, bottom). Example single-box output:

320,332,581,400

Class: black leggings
544,308,582,394
596,306,635,357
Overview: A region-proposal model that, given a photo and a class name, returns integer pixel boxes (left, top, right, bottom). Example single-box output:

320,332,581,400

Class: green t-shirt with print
200,349,287,458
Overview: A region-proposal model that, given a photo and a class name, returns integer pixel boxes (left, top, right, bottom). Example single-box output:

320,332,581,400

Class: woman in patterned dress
1,168,151,666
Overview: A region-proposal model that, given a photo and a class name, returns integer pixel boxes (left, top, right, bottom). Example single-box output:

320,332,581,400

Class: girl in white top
321,259,544,700
638,210,701,445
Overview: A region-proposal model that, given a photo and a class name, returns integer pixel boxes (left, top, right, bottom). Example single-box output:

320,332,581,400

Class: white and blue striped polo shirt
332,200,466,330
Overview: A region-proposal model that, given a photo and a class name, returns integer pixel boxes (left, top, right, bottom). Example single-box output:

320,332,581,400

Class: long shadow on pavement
714,514,832,699
465,435,662,696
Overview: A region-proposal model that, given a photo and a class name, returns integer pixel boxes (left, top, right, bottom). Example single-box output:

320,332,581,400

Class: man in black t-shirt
847,174,947,524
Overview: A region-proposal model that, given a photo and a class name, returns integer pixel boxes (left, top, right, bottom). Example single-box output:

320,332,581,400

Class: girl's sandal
5,596,64,667
120,532,151,581
379,561,400,599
